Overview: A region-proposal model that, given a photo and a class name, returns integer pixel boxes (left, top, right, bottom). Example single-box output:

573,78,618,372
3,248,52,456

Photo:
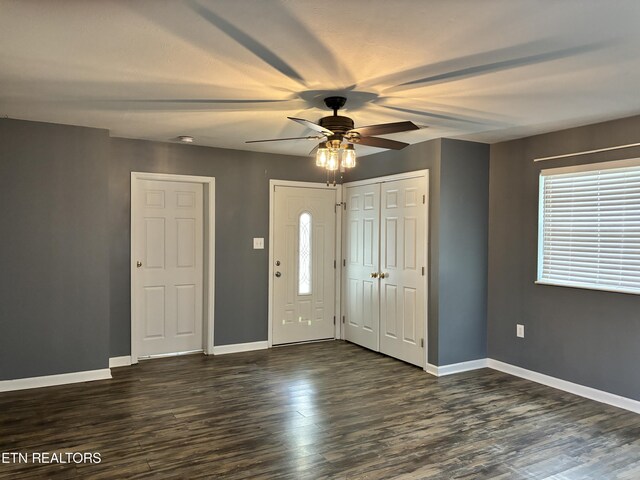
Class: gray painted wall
438,139,489,365
344,138,489,366
0,116,489,380
0,119,110,379
109,137,325,355
488,114,640,400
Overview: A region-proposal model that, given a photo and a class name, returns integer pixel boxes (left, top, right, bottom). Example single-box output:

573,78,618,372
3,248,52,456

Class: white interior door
133,179,204,357
379,178,426,367
344,183,380,351
272,185,336,345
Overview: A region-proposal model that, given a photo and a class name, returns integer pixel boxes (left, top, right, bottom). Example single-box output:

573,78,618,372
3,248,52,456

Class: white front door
133,179,204,357
344,183,380,351
272,185,336,345
379,177,426,367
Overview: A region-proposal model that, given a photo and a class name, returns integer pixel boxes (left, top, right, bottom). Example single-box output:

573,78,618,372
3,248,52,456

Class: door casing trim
268,180,341,347
130,172,216,364
342,169,429,369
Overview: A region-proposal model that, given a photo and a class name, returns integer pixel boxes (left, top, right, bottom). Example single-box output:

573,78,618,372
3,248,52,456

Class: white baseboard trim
488,359,640,415
212,341,269,355
426,358,488,377
0,369,112,393
109,356,132,368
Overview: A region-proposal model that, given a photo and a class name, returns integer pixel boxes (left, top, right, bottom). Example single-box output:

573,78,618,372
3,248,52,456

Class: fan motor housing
319,115,354,134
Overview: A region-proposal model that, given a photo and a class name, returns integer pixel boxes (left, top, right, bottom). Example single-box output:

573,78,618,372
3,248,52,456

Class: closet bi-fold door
379,178,426,367
344,183,380,351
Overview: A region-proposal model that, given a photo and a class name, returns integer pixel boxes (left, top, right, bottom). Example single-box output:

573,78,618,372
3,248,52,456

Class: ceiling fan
246,96,420,179
247,95,419,150
246,97,420,161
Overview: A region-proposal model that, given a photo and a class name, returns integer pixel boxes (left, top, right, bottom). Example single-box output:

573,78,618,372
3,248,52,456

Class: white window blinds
538,159,640,294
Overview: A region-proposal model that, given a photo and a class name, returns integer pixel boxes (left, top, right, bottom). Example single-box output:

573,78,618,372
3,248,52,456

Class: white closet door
133,179,204,357
272,186,336,345
344,183,380,351
379,177,426,367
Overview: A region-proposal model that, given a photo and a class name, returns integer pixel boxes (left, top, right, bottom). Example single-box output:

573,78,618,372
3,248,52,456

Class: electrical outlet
516,324,525,338
253,237,264,249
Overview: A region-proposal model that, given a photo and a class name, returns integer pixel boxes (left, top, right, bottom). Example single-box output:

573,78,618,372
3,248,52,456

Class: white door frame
268,180,342,347
342,169,429,370
130,172,216,364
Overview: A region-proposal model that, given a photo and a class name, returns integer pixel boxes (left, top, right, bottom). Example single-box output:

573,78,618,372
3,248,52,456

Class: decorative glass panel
298,212,312,295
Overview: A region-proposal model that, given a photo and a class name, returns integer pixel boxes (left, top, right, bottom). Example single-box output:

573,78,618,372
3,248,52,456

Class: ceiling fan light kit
342,144,357,169
246,96,420,184
315,139,357,170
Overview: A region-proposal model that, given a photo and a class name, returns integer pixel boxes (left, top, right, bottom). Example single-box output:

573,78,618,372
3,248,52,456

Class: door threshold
273,338,335,347
138,349,204,360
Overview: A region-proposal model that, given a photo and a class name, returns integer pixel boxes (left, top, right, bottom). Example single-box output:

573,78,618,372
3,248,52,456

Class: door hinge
420,338,424,348
422,194,426,204
333,316,336,325
422,266,425,276
342,315,345,324
343,259,346,267
334,260,337,269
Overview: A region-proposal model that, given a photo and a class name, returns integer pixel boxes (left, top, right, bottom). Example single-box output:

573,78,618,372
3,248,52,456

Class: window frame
536,157,640,295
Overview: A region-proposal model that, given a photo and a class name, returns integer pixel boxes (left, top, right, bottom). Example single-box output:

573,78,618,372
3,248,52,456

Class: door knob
370,272,379,278
136,261,142,268
380,272,389,278
275,271,282,277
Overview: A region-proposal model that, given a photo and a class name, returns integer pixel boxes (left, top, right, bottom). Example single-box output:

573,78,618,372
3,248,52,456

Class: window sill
534,280,640,296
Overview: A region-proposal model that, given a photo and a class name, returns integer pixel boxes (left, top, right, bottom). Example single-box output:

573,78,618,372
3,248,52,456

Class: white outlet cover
516,324,525,338
253,237,264,249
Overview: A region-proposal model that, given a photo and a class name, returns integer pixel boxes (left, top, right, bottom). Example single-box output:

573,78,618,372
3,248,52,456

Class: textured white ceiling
1,0,640,156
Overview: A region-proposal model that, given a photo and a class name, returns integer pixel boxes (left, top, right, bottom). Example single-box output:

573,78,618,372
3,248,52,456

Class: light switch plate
253,237,264,249
516,324,525,338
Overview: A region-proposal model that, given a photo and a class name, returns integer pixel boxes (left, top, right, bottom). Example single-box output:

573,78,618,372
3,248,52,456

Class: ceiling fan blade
348,121,419,137
308,143,323,156
288,117,334,136
350,136,409,150
246,135,323,144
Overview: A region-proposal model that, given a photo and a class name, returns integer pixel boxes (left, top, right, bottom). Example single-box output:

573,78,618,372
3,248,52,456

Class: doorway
269,181,340,345
130,172,215,363
342,171,428,367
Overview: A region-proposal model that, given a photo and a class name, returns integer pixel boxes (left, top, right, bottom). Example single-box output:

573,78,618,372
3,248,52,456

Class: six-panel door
134,179,204,357
379,178,426,367
344,183,381,351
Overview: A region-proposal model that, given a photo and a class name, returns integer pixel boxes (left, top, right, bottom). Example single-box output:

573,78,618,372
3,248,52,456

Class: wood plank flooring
1,341,639,479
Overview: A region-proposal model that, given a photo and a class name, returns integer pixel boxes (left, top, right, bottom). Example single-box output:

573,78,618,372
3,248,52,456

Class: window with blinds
538,159,640,294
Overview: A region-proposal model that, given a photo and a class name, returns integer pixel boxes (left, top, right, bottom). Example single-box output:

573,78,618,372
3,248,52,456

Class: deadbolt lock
275,260,281,266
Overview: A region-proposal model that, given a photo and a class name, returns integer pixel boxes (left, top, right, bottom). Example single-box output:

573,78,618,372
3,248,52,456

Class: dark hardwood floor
1,341,639,479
